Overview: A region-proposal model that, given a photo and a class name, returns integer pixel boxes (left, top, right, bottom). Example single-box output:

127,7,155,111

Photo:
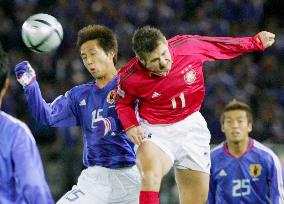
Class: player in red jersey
116,26,275,204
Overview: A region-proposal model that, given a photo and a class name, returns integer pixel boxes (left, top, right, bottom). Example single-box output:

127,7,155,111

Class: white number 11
171,92,186,109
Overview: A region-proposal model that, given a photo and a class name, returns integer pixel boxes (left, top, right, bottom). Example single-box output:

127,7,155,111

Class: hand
255,31,275,48
126,126,144,145
14,61,36,87
92,117,117,137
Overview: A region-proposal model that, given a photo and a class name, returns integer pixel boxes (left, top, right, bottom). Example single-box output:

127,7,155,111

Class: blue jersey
0,111,54,204
23,76,135,168
208,138,284,204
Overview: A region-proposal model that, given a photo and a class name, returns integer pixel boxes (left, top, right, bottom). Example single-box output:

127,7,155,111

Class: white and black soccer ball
21,13,63,53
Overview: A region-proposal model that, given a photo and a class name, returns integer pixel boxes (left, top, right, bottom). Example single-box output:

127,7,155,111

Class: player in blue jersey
208,99,284,204
14,25,140,204
0,43,54,204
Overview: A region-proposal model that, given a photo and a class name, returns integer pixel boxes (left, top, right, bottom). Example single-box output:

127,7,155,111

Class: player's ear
221,124,225,132
248,122,252,133
163,37,168,45
137,56,146,66
0,78,9,101
107,51,115,59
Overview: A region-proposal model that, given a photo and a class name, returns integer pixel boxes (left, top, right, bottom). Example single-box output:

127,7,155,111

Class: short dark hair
76,24,118,65
220,99,253,125
0,43,9,91
132,26,165,60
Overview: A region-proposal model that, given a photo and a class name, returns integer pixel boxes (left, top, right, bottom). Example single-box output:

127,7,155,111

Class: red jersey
116,35,265,130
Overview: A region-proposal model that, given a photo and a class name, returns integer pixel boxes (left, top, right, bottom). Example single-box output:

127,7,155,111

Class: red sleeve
116,65,140,130
169,34,265,63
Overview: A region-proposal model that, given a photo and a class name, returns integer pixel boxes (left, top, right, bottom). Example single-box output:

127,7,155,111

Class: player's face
140,40,173,76
222,110,252,143
80,40,115,78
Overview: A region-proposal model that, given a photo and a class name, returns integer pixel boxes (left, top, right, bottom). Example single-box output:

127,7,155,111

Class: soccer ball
21,13,63,53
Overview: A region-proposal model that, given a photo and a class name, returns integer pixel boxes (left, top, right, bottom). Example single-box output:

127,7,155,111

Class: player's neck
96,70,117,88
227,137,249,158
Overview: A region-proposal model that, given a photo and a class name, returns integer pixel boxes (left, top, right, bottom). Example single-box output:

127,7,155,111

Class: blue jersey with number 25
208,138,284,204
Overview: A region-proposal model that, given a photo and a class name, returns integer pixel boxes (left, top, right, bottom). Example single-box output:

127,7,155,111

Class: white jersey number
171,92,186,109
232,179,251,197
91,109,103,128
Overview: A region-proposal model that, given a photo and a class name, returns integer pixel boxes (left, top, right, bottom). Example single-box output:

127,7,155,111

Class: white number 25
232,179,251,197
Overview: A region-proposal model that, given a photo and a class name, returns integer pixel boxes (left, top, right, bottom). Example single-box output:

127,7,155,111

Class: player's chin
89,71,98,78
231,135,243,143
165,64,172,72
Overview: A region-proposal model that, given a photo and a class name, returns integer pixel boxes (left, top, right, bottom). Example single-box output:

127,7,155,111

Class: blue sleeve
268,155,284,204
207,170,216,204
24,81,79,127
12,126,54,204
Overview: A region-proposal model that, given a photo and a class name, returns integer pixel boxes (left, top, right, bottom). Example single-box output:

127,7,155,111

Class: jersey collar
223,138,254,158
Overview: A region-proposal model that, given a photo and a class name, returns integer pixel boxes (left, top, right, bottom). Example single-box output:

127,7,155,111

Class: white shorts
139,111,211,174
56,165,140,204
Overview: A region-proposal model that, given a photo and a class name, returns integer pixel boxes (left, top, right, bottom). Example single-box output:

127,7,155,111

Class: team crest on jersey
250,164,262,177
184,70,196,84
107,90,116,104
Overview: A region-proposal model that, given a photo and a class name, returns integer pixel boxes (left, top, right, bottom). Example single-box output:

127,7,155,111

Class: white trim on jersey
49,93,66,107
254,141,284,203
103,118,111,136
210,142,224,153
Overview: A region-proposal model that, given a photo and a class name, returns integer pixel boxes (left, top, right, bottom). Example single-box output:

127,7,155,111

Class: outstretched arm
171,31,275,63
15,61,78,127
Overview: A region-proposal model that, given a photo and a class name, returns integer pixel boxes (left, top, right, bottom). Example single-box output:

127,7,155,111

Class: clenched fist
256,31,275,48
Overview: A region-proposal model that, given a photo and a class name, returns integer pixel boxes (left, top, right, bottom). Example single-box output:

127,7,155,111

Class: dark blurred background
1,0,284,203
